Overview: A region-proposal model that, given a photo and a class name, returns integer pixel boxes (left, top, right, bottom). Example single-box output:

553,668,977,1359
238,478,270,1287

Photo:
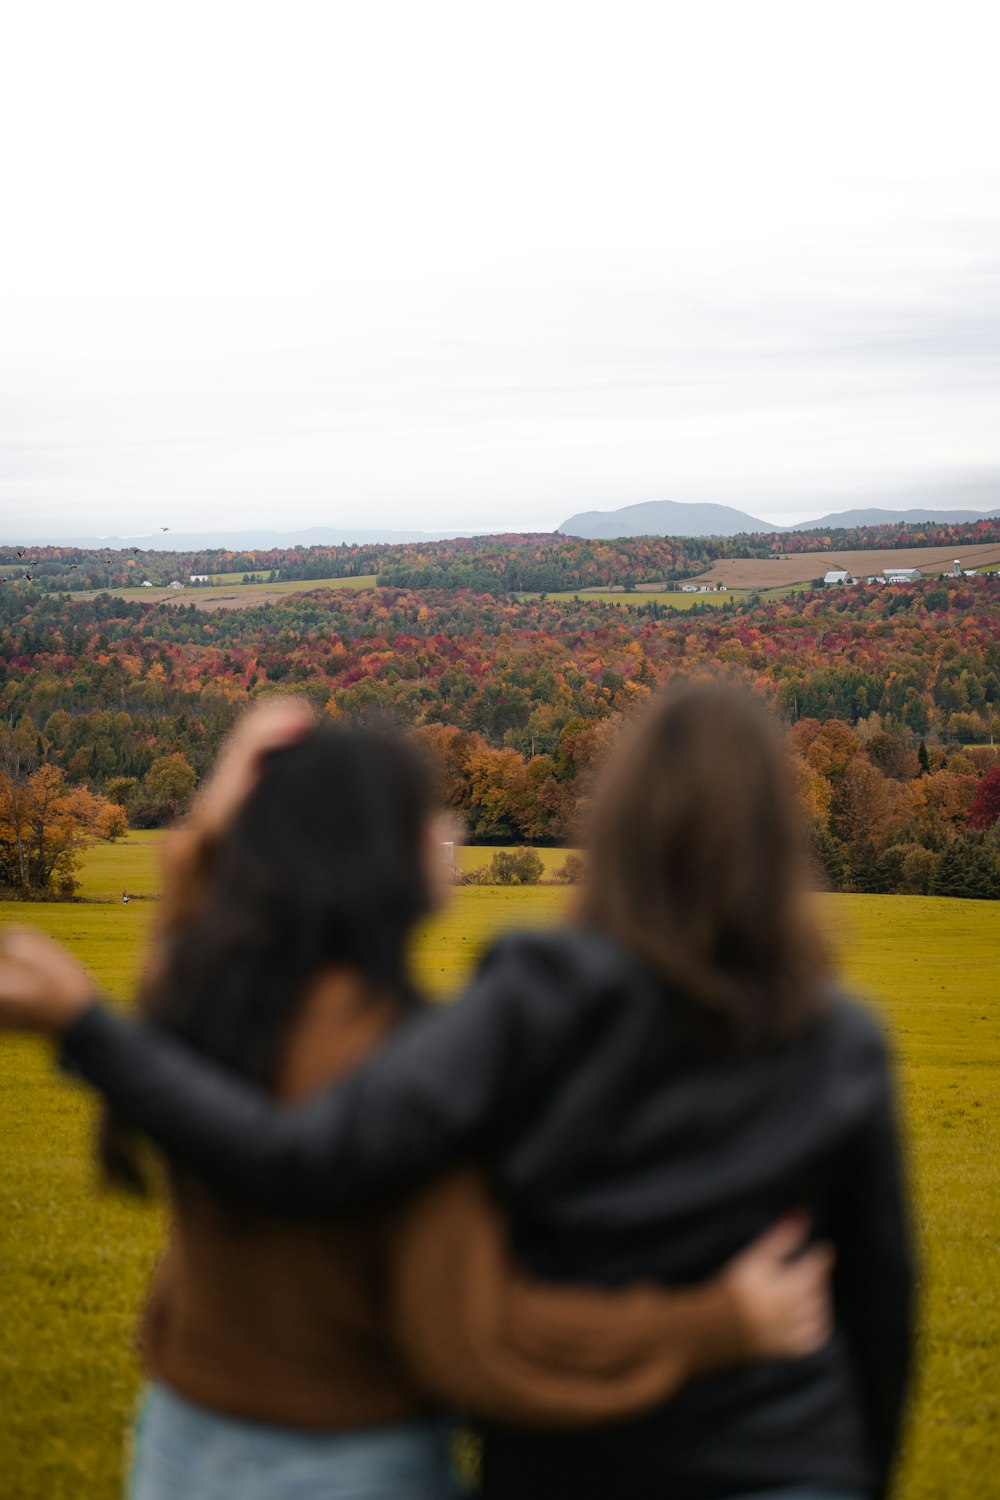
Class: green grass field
75,574,378,610
519,584,808,609
1,838,997,1498
194,572,379,590
519,588,743,608
453,845,578,877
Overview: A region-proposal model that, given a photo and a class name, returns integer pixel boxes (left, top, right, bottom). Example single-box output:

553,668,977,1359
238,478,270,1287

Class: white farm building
823,570,855,586
882,568,923,584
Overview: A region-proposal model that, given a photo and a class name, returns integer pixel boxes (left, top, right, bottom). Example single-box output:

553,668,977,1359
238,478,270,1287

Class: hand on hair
0,927,96,1036
188,697,315,840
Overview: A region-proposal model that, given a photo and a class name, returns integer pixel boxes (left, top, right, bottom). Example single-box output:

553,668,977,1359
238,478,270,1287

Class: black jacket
63,927,914,1500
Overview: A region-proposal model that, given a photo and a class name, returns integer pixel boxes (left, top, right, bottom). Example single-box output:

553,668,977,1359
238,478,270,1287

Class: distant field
693,541,1000,590
74,833,166,903
83,577,757,612
520,588,743,608
76,574,378,611
0,836,997,1499
78,838,577,898
196,571,378,587
454,845,578,876
521,582,815,608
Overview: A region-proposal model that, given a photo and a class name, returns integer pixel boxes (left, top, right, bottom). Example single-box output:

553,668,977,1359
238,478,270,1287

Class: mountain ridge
558,498,1000,539
6,501,1000,551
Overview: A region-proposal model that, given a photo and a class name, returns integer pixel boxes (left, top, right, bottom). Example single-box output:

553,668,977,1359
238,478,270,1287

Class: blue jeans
128,1384,462,1500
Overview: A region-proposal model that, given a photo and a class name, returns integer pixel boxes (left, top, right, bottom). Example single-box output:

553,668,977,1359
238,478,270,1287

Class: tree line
4,514,1000,597
2,574,999,896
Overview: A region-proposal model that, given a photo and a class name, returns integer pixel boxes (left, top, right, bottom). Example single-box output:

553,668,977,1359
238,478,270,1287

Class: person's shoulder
814,988,897,1120
824,988,891,1060
470,925,643,1032
478,925,638,990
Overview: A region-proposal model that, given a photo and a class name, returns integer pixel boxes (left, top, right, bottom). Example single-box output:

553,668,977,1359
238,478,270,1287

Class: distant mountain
558,499,1000,539
557,500,775,539
9,496,1000,551
5,526,476,551
790,507,1000,530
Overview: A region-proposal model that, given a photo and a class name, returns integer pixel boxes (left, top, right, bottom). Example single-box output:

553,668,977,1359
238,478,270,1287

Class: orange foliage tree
0,761,123,896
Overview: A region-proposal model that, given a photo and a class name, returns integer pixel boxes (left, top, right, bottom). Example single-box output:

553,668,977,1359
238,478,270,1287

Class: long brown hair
100,724,436,1192
578,683,829,1048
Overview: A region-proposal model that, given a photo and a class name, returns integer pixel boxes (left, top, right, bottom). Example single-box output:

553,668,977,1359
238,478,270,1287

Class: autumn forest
3,526,1000,900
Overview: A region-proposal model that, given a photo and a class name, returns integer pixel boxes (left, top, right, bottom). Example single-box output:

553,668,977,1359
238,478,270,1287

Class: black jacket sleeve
833,1015,916,1500
60,931,617,1215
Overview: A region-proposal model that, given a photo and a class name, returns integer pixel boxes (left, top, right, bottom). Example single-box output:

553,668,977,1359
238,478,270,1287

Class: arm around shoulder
389,1168,758,1428
58,932,607,1214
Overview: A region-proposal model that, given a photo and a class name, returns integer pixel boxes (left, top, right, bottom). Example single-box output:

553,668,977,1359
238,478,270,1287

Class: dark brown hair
578,683,829,1048
100,724,436,1192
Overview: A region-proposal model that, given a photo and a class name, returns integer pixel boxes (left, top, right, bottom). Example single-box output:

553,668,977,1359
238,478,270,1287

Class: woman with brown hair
0,685,913,1500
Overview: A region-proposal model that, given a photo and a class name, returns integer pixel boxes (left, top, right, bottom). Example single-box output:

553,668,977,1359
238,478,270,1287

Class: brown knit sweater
138,834,757,1431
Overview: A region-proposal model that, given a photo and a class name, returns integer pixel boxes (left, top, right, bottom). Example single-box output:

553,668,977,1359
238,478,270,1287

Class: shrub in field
488,848,544,885
552,853,585,884
103,806,128,840
467,848,545,885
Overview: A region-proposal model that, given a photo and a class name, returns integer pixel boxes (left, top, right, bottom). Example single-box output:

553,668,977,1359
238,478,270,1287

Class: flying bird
160,526,170,532
16,548,25,557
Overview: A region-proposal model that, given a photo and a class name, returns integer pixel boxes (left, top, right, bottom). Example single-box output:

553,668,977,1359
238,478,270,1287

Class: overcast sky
2,1,999,540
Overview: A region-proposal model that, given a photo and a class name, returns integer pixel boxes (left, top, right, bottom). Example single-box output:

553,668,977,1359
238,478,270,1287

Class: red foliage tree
970,767,1000,830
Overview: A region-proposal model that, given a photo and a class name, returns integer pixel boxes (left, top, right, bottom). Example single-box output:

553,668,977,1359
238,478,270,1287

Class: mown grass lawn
0,841,996,1499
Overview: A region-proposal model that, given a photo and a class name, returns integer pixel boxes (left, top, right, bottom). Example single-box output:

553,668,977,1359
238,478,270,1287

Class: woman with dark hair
0,686,913,1500
0,702,833,1500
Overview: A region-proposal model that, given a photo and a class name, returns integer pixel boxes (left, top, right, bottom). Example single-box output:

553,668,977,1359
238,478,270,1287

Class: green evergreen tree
810,826,846,891
931,835,1000,900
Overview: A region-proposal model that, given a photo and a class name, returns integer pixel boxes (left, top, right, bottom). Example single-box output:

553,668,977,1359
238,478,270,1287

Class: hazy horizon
3,4,998,540
5,476,1000,548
